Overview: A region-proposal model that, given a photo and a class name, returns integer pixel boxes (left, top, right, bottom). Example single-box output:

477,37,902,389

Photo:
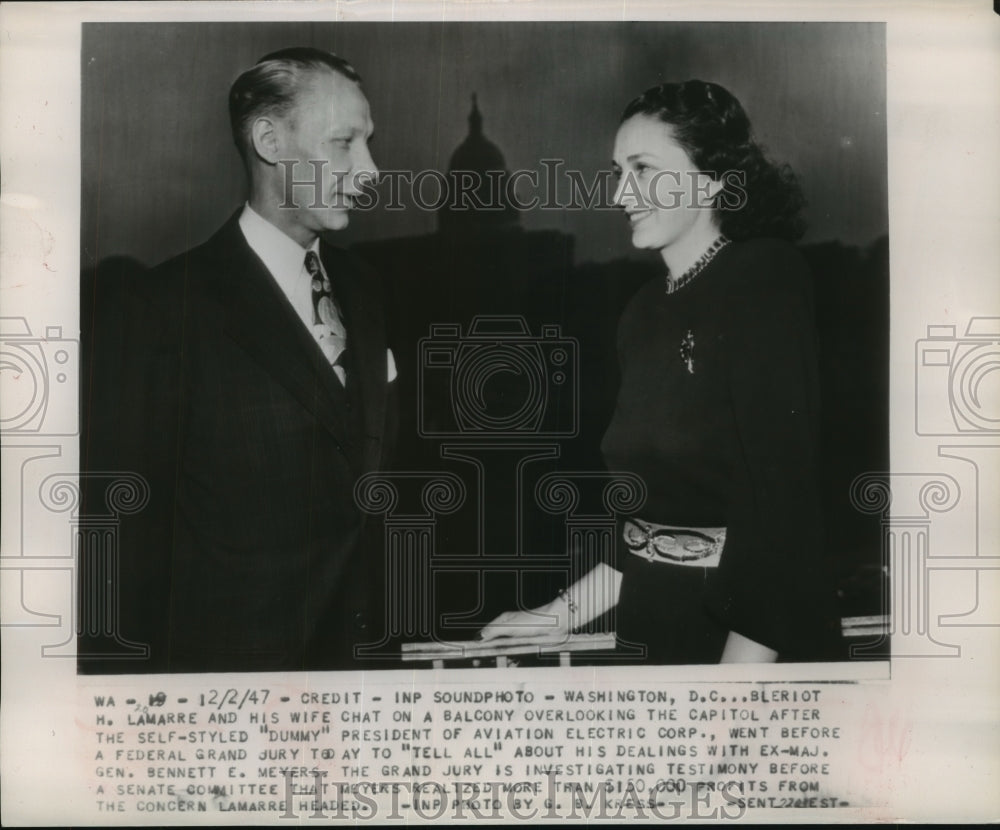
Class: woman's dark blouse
600,238,837,660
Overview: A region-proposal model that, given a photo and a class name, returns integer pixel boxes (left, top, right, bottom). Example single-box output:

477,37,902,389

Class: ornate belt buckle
623,518,726,565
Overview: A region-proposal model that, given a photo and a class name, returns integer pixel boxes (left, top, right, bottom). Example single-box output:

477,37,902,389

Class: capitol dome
439,93,520,232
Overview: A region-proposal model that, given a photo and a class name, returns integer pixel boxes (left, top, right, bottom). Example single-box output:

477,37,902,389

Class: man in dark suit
81,48,396,673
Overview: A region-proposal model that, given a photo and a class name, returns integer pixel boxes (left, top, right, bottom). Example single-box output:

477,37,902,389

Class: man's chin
321,209,351,232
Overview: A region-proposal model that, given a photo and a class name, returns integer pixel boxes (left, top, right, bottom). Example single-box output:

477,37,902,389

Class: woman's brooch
679,329,696,374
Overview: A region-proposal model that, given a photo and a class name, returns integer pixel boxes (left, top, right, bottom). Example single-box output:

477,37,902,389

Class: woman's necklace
665,235,730,295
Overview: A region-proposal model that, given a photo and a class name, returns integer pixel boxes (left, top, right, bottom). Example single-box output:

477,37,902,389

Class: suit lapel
206,216,362,467
322,241,387,472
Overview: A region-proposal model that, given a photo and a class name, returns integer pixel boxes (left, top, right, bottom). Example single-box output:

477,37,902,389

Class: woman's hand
720,630,778,663
479,565,623,641
478,599,571,642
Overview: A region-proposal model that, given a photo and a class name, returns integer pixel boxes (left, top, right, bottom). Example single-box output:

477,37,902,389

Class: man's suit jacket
82,212,397,673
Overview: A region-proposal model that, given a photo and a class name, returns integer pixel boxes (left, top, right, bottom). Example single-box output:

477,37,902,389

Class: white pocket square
387,348,397,382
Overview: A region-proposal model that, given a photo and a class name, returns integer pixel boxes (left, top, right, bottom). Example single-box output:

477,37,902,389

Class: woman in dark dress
481,80,840,663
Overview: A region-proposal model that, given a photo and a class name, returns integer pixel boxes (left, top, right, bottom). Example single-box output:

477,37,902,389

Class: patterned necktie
305,250,347,385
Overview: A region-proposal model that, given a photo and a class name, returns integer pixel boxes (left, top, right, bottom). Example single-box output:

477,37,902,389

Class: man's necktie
305,250,347,385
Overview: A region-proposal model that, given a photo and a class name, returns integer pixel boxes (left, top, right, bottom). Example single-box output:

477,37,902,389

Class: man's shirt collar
238,203,320,326
239,203,319,277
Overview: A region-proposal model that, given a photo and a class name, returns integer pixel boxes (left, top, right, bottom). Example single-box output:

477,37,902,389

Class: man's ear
250,116,282,165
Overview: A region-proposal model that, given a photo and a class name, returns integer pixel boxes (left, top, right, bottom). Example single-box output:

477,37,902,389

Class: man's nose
352,145,379,188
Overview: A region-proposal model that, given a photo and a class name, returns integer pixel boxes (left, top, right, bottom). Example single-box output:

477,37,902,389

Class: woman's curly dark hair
621,80,806,242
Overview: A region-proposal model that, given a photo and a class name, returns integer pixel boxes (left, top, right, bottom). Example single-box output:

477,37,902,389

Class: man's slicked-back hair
228,47,361,166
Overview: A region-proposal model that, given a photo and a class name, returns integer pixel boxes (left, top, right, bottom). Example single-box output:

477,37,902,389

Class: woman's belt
623,517,726,568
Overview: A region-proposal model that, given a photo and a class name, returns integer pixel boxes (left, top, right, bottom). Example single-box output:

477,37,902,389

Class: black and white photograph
78,20,887,675
1,1,997,825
